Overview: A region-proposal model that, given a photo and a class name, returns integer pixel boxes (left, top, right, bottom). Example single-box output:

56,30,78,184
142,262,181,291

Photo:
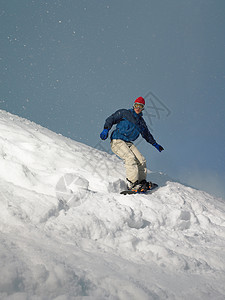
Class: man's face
134,103,144,114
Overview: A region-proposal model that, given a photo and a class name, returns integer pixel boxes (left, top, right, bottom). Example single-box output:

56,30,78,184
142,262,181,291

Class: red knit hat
134,97,145,106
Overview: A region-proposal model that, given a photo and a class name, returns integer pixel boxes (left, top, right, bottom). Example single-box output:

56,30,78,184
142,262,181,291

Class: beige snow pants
110,139,147,183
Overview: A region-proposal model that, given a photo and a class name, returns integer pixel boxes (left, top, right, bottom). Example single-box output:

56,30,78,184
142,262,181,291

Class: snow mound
0,109,225,300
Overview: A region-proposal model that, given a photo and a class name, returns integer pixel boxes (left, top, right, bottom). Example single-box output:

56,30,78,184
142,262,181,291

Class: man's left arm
141,120,164,152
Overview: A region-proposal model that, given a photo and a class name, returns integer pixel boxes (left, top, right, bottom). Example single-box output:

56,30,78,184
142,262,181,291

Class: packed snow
0,109,225,300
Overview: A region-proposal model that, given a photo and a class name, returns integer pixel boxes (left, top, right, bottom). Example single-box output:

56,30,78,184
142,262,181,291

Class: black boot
126,178,140,190
139,180,152,191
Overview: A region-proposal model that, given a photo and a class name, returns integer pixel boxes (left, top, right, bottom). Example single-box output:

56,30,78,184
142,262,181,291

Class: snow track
0,110,225,299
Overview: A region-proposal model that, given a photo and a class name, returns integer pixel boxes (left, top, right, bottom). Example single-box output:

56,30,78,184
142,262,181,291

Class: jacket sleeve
141,119,156,145
103,109,127,130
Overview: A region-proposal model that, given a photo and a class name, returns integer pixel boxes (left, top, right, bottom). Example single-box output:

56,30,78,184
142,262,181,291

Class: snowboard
120,183,158,195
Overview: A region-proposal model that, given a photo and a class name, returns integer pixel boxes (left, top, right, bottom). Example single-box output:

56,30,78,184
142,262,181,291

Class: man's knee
125,153,137,166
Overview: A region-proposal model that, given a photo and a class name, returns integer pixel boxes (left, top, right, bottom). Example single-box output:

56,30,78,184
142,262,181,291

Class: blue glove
100,129,109,140
153,142,164,152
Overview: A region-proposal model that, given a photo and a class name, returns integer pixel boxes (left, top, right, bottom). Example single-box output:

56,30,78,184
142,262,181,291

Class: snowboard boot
139,180,153,192
126,179,153,193
126,179,142,191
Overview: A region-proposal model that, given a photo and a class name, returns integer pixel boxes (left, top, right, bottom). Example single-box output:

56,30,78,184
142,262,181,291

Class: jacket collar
130,108,143,117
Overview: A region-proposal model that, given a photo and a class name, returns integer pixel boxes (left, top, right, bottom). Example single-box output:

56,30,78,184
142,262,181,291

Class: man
100,97,164,192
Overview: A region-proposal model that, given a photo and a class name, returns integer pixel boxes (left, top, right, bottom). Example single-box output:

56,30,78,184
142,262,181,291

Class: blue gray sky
1,0,225,198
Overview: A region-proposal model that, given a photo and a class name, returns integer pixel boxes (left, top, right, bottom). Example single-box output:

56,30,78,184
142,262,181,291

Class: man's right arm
103,109,126,130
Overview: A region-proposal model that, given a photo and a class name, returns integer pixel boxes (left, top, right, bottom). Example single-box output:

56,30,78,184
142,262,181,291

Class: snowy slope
0,109,225,300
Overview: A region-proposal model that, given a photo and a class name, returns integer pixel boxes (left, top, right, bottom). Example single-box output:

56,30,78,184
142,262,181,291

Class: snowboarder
100,97,164,192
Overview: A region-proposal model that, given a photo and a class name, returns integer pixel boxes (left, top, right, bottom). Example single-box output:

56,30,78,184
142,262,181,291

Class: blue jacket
104,108,156,144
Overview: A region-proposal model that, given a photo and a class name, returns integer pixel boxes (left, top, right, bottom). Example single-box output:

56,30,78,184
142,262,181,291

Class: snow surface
0,109,225,300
